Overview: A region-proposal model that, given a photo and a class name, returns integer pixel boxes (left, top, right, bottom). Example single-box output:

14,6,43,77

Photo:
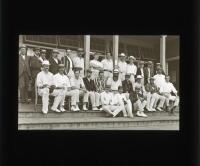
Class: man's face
99,72,104,79
43,65,49,72
59,67,64,74
157,69,162,74
87,72,92,78
52,52,58,58
165,77,170,82
136,78,142,84
78,51,83,57
74,71,80,78
125,75,130,81
139,63,144,68
106,53,111,60
148,64,152,68
129,59,134,64
119,88,123,94
20,48,26,55
41,53,46,58
135,87,140,93
120,56,125,61
94,55,99,60
113,73,119,80
35,50,40,56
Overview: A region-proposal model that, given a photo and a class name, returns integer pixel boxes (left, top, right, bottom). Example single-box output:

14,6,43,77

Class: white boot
83,104,88,111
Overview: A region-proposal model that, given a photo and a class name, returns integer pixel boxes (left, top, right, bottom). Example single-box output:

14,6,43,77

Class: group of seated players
36,51,179,118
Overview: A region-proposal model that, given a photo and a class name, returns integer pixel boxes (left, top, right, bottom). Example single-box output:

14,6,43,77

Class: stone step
18,110,179,118
18,116,179,130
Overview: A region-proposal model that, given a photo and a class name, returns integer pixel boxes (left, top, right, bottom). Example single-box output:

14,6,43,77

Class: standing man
159,75,179,114
51,64,79,112
155,63,166,75
122,73,134,100
90,53,103,79
144,61,154,85
19,44,32,103
49,49,61,75
36,60,53,114
83,69,100,110
39,49,47,63
126,56,137,89
72,48,85,78
136,61,145,85
70,68,89,111
101,52,113,81
118,53,127,81
107,69,122,91
29,47,42,102
61,49,74,78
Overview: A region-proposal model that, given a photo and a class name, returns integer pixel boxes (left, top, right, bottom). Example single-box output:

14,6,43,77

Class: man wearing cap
83,69,100,110
106,69,122,91
122,73,133,100
145,77,165,111
72,48,85,78
155,63,165,75
101,52,113,81
144,61,154,85
136,60,145,85
126,56,137,89
61,49,74,78
36,60,54,114
159,75,179,114
118,53,127,81
153,67,166,89
29,47,42,101
19,44,32,103
51,64,79,112
49,49,61,75
39,49,47,63
70,68,89,111
129,84,148,117
90,53,103,79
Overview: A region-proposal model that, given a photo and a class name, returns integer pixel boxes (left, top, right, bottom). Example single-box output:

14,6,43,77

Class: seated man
129,84,148,117
70,68,89,111
51,64,80,112
122,73,134,100
159,75,179,114
145,77,166,112
94,70,106,110
106,68,122,91
118,86,134,118
100,85,124,117
36,60,53,114
83,69,100,110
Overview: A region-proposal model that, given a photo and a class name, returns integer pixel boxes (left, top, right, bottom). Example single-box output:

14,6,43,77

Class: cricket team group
19,44,179,118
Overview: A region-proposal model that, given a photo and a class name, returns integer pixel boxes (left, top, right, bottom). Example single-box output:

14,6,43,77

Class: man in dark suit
136,61,145,85
49,49,61,74
19,44,31,103
155,63,166,75
122,73,133,93
144,61,154,85
29,47,42,101
83,69,100,110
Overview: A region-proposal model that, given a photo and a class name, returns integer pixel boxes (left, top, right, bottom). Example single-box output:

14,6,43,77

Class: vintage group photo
18,35,180,130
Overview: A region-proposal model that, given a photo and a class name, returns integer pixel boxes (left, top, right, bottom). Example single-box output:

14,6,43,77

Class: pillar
160,35,167,72
84,35,90,75
113,35,119,69
19,35,23,45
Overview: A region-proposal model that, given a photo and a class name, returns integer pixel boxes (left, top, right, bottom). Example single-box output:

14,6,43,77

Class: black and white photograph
18,35,180,130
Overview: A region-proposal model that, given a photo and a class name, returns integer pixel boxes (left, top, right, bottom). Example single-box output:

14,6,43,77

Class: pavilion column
19,35,23,45
160,35,167,73
113,35,119,69
84,35,90,75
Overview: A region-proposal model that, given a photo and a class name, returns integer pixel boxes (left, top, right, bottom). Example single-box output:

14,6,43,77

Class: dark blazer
145,83,159,94
83,77,96,91
29,55,42,79
19,55,31,78
136,68,144,77
144,67,154,84
61,56,74,74
129,91,144,104
49,57,61,75
122,80,133,93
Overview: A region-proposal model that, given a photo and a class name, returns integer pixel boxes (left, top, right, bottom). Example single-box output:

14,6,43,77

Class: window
90,38,106,53
59,35,82,48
